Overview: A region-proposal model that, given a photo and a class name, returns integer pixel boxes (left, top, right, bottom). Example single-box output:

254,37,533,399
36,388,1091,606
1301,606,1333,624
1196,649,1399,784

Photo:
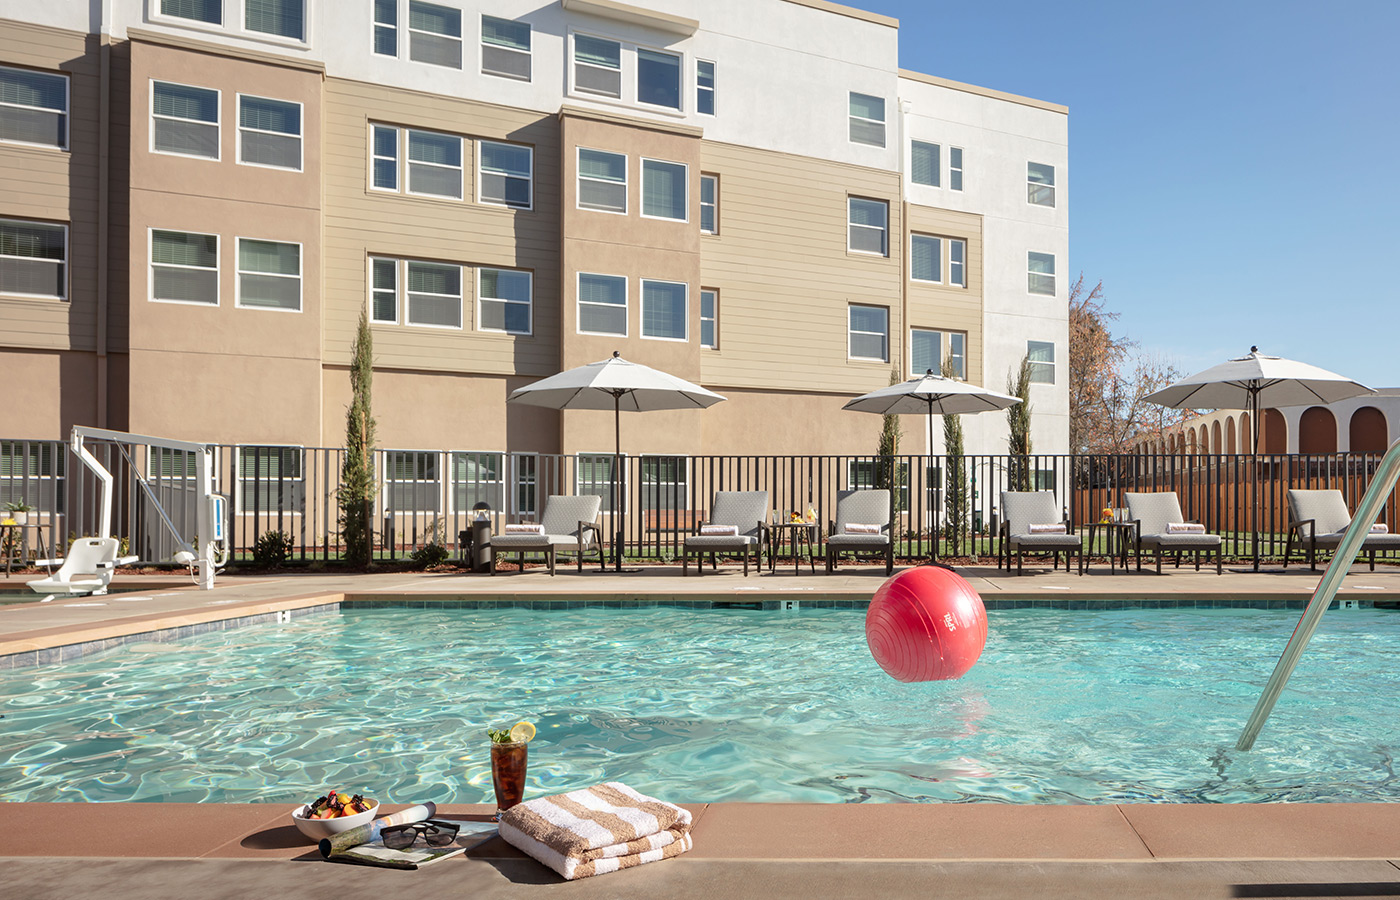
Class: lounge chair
1284,489,1400,571
27,537,138,599
682,491,768,576
999,491,1082,575
490,495,603,575
825,489,893,574
1123,491,1222,575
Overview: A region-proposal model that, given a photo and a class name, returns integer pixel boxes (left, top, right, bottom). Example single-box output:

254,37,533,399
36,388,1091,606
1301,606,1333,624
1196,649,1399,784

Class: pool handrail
1237,436,1400,751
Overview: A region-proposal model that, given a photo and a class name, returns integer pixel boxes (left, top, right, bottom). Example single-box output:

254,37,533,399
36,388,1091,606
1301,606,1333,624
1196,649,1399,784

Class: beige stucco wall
0,349,98,438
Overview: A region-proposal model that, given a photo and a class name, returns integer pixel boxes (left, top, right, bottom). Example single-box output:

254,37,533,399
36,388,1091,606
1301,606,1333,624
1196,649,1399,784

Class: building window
237,95,301,171
577,453,625,513
700,288,717,349
911,140,939,187
641,455,688,512
578,148,626,213
151,229,218,305
1028,162,1055,207
949,239,966,287
237,445,304,514
408,0,462,69
641,159,687,221
910,235,941,283
149,446,196,482
1028,340,1055,384
949,332,966,379
0,66,68,149
451,451,504,515
848,92,885,147
385,450,440,514
911,328,941,376
373,0,397,55
370,256,398,322
696,59,715,115
481,15,531,81
371,126,461,200
642,279,686,341
245,0,304,40
700,174,717,234
478,140,532,209
371,256,463,328
848,304,888,361
152,81,219,160
161,0,221,24
0,219,67,300
847,197,888,256
512,453,538,517
578,272,626,336
849,458,909,508
949,146,964,191
478,267,532,334
0,441,64,514
236,238,301,311
573,34,622,98
1028,251,1055,296
637,48,681,110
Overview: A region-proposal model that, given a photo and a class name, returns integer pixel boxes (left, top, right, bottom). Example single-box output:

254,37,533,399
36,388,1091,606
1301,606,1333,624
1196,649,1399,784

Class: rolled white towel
1371,523,1389,534
699,524,739,536
505,523,545,534
844,523,882,534
1166,523,1205,534
1027,523,1066,534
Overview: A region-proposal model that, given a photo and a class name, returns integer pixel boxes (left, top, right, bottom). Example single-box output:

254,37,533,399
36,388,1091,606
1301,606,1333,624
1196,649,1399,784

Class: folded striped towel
699,524,739,536
1027,523,1066,534
844,523,881,534
1166,523,1205,534
1372,524,1389,534
505,523,545,534
498,782,693,880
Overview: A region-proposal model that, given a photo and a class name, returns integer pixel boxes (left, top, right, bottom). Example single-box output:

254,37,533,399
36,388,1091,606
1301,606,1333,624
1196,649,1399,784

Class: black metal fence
2,438,1397,566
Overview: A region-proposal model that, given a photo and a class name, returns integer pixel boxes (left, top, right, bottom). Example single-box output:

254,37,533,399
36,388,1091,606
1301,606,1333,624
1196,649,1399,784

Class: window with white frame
152,81,219,159
579,272,626,335
151,229,218,305
848,92,885,147
245,0,304,40
149,446,196,484
370,125,463,199
237,238,300,311
637,47,681,110
577,453,625,513
910,140,939,187
237,445,304,513
370,257,398,323
1028,251,1055,296
511,453,537,517
848,458,909,509
948,332,966,379
479,140,532,209
573,34,622,98
0,65,68,149
577,148,626,213
641,159,686,221
1028,340,1055,384
237,94,301,170
949,146,964,191
847,197,888,256
161,0,221,24
451,451,504,515
0,440,64,513
478,267,531,334
700,288,717,349
372,0,397,54
910,234,941,283
481,15,531,81
385,450,440,514
371,124,398,190
368,256,463,328
699,174,717,234
696,60,715,115
408,0,461,68
641,455,688,511
1028,162,1055,207
949,238,966,287
641,279,685,341
910,328,942,376
0,219,67,300
848,304,888,362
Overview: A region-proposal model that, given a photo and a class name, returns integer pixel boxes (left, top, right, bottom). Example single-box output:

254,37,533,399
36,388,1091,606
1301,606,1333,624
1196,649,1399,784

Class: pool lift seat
27,537,138,602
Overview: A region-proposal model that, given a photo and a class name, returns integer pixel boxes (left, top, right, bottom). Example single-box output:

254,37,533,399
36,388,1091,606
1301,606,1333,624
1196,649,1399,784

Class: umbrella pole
1252,388,1261,572
614,392,623,573
928,402,937,563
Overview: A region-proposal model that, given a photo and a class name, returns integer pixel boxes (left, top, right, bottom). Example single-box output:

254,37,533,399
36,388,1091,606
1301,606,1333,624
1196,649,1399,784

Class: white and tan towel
1027,523,1066,534
844,523,881,534
1166,523,1205,534
504,523,546,534
1372,524,1389,535
698,524,739,536
497,782,692,880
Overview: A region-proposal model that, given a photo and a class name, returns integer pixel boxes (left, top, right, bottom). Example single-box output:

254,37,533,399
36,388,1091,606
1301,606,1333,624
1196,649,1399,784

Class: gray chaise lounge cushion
1123,492,1221,550
491,495,602,552
1001,491,1080,551
684,491,768,550
1287,489,1400,550
826,489,891,549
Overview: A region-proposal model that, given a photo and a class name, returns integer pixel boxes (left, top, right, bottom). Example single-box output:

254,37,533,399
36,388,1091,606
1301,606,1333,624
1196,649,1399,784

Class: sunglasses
381,820,461,850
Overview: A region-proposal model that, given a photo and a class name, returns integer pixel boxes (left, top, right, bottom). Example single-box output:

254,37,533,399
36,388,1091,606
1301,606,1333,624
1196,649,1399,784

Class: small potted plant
4,500,32,526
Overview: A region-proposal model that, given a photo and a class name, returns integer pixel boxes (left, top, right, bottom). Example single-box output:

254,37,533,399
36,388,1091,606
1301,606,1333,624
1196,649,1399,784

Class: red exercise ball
865,566,988,682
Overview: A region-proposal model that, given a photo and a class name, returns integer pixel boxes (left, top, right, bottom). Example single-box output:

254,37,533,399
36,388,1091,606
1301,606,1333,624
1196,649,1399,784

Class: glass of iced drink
488,721,534,817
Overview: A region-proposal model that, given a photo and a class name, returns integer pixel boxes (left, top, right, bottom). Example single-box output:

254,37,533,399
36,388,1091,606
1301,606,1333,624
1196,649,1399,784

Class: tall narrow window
237,95,301,170
910,328,942,376
910,235,941,283
1028,162,1055,207
407,129,462,199
1028,341,1055,384
578,148,626,213
373,0,397,55
574,35,621,98
512,453,538,517
1028,251,1056,296
847,197,888,256
245,0,304,40
642,159,686,221
237,446,304,513
479,141,532,209
949,332,966,379
577,453,624,513
641,279,686,341
911,140,939,187
385,450,440,514
481,15,531,81
696,60,715,115
848,304,888,362
409,0,462,69
0,66,68,149
237,238,301,311
406,260,462,328
161,0,221,24
151,230,218,305
848,92,885,147
637,48,681,110
452,452,504,515
370,257,397,322
371,124,398,190
949,146,964,191
949,239,966,287
0,219,67,300
578,272,626,336
700,288,717,349
152,81,219,160
478,267,532,334
699,174,717,234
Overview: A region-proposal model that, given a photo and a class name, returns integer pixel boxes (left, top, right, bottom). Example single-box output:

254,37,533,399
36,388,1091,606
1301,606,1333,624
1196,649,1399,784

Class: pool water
4,606,1400,804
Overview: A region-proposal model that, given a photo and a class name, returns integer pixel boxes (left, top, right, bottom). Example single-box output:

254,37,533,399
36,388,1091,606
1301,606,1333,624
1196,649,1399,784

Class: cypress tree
1007,355,1034,492
941,358,969,556
340,309,377,566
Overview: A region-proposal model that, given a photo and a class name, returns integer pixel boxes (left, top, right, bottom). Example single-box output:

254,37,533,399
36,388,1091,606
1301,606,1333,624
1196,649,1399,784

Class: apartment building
0,0,1068,474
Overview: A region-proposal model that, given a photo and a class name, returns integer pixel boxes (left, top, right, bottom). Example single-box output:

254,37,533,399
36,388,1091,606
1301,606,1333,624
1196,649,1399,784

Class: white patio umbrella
507,351,726,571
1143,347,1374,570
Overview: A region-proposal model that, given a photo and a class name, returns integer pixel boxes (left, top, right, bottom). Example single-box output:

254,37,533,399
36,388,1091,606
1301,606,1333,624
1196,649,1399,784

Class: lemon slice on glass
509,721,536,744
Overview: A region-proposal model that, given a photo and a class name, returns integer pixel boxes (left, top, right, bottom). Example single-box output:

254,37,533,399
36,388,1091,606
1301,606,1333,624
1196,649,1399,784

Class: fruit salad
301,789,374,819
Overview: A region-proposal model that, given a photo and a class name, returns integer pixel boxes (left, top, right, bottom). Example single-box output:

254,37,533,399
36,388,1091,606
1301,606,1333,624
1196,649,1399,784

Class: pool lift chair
27,537,138,602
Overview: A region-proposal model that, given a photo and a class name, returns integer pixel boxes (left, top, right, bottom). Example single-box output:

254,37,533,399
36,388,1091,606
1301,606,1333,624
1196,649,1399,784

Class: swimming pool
3,606,1399,804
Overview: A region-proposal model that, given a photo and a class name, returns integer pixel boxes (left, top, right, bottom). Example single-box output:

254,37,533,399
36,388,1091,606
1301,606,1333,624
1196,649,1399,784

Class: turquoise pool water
4,607,1400,804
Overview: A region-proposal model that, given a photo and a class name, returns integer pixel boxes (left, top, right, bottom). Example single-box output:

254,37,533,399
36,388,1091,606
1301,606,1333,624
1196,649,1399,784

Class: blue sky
868,0,1400,389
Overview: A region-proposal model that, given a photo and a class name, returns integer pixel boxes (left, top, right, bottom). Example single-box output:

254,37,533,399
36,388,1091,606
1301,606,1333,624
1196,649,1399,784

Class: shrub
253,530,293,568
410,541,449,568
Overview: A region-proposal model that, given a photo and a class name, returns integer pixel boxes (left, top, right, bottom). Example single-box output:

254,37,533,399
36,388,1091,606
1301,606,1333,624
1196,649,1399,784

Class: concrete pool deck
4,561,1400,897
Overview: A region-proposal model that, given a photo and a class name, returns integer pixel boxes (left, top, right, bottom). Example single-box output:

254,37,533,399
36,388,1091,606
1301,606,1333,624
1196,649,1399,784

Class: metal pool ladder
1238,437,1400,751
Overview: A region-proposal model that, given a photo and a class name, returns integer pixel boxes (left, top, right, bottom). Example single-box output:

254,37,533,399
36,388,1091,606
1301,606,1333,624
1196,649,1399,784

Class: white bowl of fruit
291,789,379,841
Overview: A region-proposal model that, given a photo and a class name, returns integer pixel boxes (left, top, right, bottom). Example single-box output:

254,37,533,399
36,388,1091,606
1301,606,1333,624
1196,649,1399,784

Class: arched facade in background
1225,416,1236,454
1240,412,1252,453
1211,421,1221,455
1350,407,1388,453
1299,407,1338,454
1261,409,1287,453
1187,430,1197,454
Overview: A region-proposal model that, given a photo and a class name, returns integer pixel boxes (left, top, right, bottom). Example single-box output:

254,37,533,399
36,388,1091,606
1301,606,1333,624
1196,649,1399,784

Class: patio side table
768,522,819,575
1081,521,1133,574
